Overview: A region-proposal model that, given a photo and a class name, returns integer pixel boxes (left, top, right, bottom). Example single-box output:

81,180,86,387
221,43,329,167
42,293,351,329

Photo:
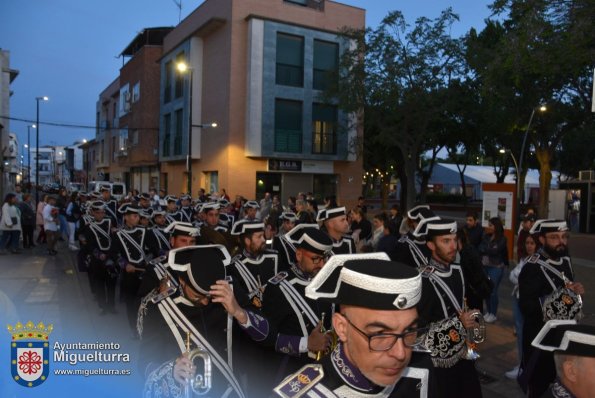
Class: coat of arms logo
7,321,53,387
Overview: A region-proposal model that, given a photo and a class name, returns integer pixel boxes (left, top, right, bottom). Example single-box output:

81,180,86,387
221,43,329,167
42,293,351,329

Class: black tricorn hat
286,225,332,256
532,320,595,358
305,253,421,310
168,245,230,296
230,220,264,236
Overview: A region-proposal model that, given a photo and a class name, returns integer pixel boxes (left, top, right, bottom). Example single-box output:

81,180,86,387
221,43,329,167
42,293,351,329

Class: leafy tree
328,9,466,211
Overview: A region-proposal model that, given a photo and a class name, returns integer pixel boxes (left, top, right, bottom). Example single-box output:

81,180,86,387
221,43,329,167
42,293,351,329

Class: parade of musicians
1,0,594,397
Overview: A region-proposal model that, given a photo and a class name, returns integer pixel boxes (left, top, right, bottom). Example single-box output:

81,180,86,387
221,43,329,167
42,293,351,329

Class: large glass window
312,103,337,154
164,61,172,103
276,33,304,87
174,109,184,156
163,114,171,157
175,53,185,99
275,99,302,153
313,40,338,91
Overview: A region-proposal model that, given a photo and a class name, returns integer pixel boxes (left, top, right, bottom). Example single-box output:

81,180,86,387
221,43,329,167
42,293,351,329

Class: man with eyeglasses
417,219,482,398
272,253,433,397
518,220,585,397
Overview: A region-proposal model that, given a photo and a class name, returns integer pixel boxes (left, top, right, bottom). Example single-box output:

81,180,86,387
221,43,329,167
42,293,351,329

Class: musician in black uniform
272,212,299,271
179,194,194,223
196,202,236,253
79,200,117,315
518,219,585,398
164,195,183,225
111,203,151,335
226,220,278,309
274,254,433,397
391,205,438,268
317,207,355,255
417,219,482,398
243,200,260,221
145,210,171,257
138,244,246,398
138,192,154,216
530,320,595,398
235,226,335,384
100,185,119,226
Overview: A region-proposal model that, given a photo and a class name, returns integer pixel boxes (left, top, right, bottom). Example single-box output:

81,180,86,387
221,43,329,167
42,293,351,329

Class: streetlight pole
518,105,546,205
500,148,521,231
35,96,48,204
27,124,35,189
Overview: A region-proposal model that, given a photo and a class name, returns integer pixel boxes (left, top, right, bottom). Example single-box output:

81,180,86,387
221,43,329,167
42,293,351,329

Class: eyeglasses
304,252,330,265
339,313,427,351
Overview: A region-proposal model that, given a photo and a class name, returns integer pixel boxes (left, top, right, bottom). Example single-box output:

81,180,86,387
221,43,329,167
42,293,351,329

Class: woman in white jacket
505,233,539,379
0,193,22,254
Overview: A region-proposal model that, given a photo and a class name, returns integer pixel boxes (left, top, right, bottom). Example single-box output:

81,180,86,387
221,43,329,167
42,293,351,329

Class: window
119,83,131,115
119,129,128,151
313,40,338,91
112,136,117,160
312,103,337,154
174,109,184,156
275,99,302,153
276,33,304,87
100,140,104,163
132,82,140,102
164,61,172,103
163,114,171,157
175,52,185,99
131,130,139,146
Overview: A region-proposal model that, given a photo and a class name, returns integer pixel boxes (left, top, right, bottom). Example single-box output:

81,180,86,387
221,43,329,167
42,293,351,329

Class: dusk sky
1,0,493,149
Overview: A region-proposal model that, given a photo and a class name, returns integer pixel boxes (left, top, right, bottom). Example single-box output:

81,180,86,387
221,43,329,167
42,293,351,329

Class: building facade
158,0,364,204
0,49,20,197
93,28,172,191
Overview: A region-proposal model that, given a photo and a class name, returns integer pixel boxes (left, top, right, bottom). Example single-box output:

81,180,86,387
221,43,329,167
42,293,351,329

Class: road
1,233,594,397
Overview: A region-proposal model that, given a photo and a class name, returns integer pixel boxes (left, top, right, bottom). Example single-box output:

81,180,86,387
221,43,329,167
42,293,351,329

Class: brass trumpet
462,298,485,361
315,312,338,361
184,331,212,397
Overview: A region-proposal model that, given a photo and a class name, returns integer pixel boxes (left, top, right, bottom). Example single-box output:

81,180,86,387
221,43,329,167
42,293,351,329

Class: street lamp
35,96,49,204
500,148,521,230
518,105,547,204
177,61,218,195
26,124,35,189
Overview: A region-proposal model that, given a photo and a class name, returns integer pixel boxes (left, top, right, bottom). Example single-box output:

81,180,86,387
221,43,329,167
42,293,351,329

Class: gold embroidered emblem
297,374,311,384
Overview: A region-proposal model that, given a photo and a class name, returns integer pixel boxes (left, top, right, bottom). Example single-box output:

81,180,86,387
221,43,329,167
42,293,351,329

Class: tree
328,9,466,211
483,0,595,216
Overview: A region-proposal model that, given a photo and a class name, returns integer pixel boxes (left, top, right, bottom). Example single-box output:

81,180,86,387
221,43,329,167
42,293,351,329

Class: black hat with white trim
407,205,436,221
530,219,569,235
151,210,166,219
118,203,141,214
164,221,199,237
89,191,102,199
78,191,88,198
165,195,178,203
532,320,595,358
201,202,220,213
168,245,230,296
316,207,346,222
280,211,297,222
180,194,192,202
138,193,151,201
243,200,260,210
218,198,231,208
139,209,151,220
219,213,232,227
285,224,332,256
305,253,422,310
100,185,111,192
89,200,106,211
414,218,455,238
230,220,264,236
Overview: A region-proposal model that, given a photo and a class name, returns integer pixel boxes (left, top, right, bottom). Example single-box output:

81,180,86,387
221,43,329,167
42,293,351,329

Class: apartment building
158,0,364,204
